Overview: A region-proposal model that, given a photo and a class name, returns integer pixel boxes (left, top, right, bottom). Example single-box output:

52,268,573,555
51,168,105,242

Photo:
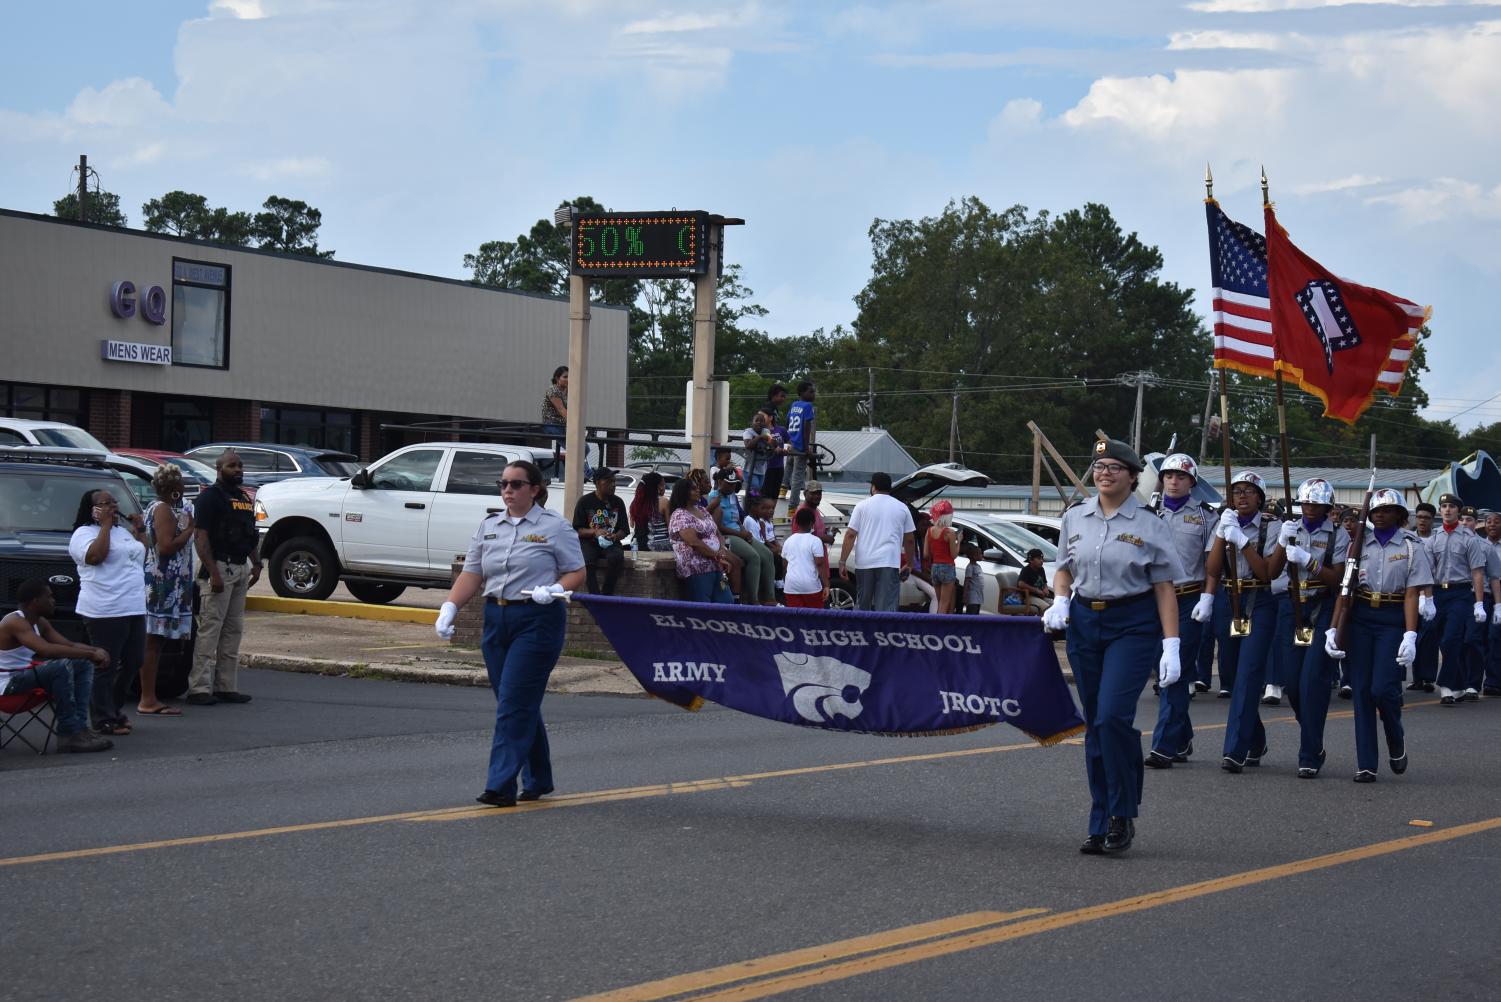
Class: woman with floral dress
140,464,195,715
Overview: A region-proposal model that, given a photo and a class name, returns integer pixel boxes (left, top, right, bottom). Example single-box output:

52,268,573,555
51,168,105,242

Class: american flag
1206,200,1419,394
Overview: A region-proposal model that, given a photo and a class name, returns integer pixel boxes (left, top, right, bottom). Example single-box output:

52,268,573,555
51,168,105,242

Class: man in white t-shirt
837,471,915,612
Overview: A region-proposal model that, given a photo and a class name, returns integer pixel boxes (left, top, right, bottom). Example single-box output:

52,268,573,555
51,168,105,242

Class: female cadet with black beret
1043,439,1184,855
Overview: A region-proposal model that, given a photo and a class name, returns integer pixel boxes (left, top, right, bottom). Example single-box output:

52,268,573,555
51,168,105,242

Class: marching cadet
1461,505,1497,696
1482,511,1501,696
1408,502,1440,693
1422,493,1487,705
1324,490,1431,781
1044,439,1184,855
1197,471,1276,773
1146,453,1214,769
1266,478,1348,778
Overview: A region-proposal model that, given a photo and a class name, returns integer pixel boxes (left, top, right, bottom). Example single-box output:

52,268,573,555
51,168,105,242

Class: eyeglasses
1092,463,1130,476
496,479,534,491
1231,487,1261,498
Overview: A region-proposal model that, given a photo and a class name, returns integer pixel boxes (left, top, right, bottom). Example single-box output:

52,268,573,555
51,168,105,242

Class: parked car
185,442,361,489
0,448,195,697
824,463,1058,613
115,448,255,502
0,417,109,453
988,513,1062,546
253,442,559,604
102,452,216,508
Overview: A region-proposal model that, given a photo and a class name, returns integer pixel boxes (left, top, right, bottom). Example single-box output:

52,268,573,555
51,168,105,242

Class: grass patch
562,647,621,663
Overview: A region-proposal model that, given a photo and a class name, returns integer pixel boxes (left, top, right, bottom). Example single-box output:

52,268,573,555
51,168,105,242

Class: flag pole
1262,168,1313,645
1208,164,1249,636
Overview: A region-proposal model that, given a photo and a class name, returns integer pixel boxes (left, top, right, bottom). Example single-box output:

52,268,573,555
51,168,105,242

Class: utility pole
77,154,88,222
1117,370,1156,454
867,367,876,431
1199,367,1215,459
948,389,959,462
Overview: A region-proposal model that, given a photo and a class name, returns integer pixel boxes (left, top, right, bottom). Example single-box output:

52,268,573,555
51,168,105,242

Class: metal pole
562,275,591,515
949,390,958,462
1133,377,1146,455
1199,367,1215,459
1218,368,1247,635
1031,427,1042,515
689,227,721,471
77,154,88,222
868,367,876,430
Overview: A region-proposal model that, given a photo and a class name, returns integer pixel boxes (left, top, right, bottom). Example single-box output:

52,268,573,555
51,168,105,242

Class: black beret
1092,438,1143,474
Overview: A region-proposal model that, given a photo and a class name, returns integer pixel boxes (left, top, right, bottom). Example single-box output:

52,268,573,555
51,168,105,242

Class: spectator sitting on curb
0,579,113,753
744,494,783,587
572,468,629,595
710,468,777,606
713,446,744,486
629,472,672,553
1016,547,1054,614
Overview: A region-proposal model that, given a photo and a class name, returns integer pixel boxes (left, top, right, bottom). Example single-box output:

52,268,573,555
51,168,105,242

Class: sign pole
562,274,590,515
690,226,721,471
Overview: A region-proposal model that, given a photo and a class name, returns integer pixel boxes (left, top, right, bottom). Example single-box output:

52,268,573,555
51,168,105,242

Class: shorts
785,592,826,609
930,563,956,586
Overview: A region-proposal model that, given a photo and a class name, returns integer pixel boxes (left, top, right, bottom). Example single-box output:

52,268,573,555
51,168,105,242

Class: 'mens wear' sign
101,340,172,365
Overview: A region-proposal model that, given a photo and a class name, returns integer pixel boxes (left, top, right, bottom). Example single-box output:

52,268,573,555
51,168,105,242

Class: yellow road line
590,815,1501,1002
571,909,1048,1002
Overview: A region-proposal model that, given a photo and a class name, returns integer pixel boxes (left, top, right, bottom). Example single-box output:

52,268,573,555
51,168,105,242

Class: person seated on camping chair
0,579,114,753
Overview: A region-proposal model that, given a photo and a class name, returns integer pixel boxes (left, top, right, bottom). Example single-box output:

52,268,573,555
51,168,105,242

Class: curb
243,652,647,697
246,596,438,625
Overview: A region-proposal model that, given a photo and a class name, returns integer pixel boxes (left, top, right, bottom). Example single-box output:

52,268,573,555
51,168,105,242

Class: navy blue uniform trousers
1433,587,1473,691
1067,596,1159,836
1342,600,1407,774
1149,592,1201,757
1413,614,1439,685
481,600,567,795
1270,592,1337,769
1463,596,1491,690
1214,588,1275,763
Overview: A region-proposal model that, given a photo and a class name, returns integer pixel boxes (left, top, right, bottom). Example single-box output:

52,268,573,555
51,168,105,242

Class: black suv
0,449,194,697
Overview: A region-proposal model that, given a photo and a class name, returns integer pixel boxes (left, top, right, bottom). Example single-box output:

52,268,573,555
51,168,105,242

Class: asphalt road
5,670,1501,1001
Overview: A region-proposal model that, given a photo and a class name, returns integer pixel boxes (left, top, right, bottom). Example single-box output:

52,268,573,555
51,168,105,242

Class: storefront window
171,259,230,368
161,399,213,453
0,382,88,427
261,406,356,454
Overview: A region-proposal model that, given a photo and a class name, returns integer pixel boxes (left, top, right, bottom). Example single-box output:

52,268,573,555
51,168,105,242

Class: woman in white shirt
68,489,148,736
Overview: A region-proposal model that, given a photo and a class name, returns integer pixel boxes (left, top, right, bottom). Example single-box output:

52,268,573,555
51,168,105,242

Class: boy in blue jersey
785,381,817,512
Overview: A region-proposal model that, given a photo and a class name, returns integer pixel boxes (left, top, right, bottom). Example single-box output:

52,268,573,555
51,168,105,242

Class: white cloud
209,0,265,18
1061,69,1292,140
242,156,334,181
1365,178,1501,222
1290,173,1384,194
621,9,761,34
991,98,1044,134
1186,0,1468,11
65,78,172,128
1166,30,1286,50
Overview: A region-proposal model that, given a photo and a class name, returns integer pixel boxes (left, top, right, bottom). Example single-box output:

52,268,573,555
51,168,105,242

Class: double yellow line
576,814,1501,1001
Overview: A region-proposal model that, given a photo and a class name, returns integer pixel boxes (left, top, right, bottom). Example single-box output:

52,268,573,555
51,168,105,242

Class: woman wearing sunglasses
1042,439,1184,855
68,488,148,735
434,461,585,808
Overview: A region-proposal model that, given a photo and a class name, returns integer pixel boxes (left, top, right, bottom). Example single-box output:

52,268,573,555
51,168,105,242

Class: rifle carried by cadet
1329,469,1378,652
1150,434,1178,514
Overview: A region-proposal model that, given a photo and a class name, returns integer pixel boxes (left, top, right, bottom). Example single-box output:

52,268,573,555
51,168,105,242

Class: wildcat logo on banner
576,596,1086,744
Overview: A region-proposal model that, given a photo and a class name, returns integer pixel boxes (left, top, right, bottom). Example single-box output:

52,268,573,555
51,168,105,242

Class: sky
3,0,1498,430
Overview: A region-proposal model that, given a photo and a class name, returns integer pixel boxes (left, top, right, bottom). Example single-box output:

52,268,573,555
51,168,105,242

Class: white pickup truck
253,442,562,603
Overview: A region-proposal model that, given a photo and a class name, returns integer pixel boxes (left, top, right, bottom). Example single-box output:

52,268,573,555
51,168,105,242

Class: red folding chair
0,687,58,755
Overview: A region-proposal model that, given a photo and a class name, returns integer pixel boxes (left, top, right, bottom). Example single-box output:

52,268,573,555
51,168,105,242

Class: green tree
52,190,127,227
141,190,254,245
252,196,333,257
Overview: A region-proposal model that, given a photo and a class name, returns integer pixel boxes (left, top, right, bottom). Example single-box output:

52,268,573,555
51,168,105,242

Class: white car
0,418,109,453
254,442,561,603
987,513,1062,546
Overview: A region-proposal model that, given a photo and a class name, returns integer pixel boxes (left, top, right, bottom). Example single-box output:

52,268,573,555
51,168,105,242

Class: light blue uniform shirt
1361,529,1434,594
1059,494,1182,600
1423,525,1485,585
463,505,585,600
1270,517,1350,595
1481,537,1501,586
1220,512,1273,581
1159,500,1215,587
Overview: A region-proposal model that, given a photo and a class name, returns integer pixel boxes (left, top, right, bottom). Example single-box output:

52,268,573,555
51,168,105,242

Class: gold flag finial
1260,165,1270,207
1205,163,1214,200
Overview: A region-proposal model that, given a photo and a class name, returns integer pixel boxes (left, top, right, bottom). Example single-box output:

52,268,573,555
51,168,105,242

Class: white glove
1191,592,1215,623
1218,509,1249,549
1324,627,1346,660
1041,595,1070,631
1284,544,1312,569
1475,601,1488,624
529,584,570,605
1158,637,1182,687
435,601,458,640
1419,595,1436,622
1396,630,1418,669
1277,520,1299,547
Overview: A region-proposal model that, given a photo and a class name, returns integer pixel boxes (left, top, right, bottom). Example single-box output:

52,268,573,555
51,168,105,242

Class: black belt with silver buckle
1074,591,1154,612
486,596,536,606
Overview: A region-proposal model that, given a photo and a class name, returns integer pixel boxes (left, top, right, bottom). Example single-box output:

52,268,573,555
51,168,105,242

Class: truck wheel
345,580,406,605
270,535,339,600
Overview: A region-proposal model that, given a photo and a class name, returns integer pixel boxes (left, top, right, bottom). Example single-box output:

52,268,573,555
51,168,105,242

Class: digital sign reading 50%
571,211,709,278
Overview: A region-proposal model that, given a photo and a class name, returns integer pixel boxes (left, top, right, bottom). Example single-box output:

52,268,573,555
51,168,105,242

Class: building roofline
0,207,628,312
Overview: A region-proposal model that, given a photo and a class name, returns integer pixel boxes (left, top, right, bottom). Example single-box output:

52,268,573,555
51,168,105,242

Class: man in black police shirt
188,451,261,705
572,468,630,595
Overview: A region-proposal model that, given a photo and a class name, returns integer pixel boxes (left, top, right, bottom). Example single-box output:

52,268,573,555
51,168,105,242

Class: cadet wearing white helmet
1267,478,1349,778
1198,470,1276,773
1144,453,1215,770
1324,490,1431,781
1043,439,1184,855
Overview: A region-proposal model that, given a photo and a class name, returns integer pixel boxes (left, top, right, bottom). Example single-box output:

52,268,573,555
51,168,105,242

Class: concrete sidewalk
240,610,643,696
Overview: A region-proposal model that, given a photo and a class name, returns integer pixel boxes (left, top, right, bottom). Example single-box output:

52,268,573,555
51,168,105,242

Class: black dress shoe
185,693,217,705
1246,743,1268,767
1338,685,1353,700
213,691,252,703
1144,750,1174,769
1172,740,1194,763
1298,748,1327,778
1406,681,1425,691
1079,834,1106,855
1440,694,1457,706
1217,689,1231,699
1193,681,1209,694
1353,770,1377,783
1422,682,1436,693
1103,817,1135,853
1221,756,1244,774
475,790,517,808
518,787,554,802
1389,743,1408,775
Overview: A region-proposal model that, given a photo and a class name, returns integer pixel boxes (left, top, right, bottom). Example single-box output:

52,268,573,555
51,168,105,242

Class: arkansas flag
1264,205,1429,424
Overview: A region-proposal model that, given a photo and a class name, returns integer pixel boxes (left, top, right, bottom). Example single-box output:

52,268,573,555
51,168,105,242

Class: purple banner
576,596,1085,744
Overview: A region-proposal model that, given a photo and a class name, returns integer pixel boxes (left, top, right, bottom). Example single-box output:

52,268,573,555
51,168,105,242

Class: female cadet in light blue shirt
436,460,585,807
1043,439,1184,856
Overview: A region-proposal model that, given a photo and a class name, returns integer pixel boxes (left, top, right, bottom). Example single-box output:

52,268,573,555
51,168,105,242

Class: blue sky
4,0,1498,429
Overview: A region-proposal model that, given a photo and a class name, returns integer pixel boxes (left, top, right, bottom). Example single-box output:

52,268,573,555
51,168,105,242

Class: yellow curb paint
585,816,1501,1002
570,909,1048,1002
246,595,438,625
